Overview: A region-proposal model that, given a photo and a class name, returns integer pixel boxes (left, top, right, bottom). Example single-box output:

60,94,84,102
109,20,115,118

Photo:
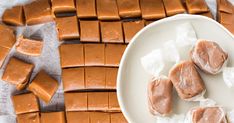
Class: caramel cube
109,92,120,111
0,24,16,49
17,112,40,123
123,20,144,43
88,92,109,111
84,44,105,66
41,112,65,123
76,0,97,18
80,21,100,43
85,67,106,89
100,22,124,43
105,68,118,89
51,0,76,14
111,113,128,123
185,0,209,14
217,0,233,14
163,0,185,16
2,6,24,26
219,12,234,24
96,0,120,20
90,112,110,123
105,44,126,66
116,0,141,18
64,92,88,111
0,46,10,68
66,112,89,123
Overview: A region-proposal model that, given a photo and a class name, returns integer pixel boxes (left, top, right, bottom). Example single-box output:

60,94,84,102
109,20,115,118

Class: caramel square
123,20,144,43
116,0,141,18
105,44,126,66
111,113,128,123
90,112,110,123
96,0,120,20
100,22,124,43
62,68,85,92
2,6,24,26
219,12,234,24
12,93,39,114
105,68,118,89
88,92,109,111
51,0,76,14
163,0,185,16
217,0,233,14
17,112,40,123
0,46,10,68
28,70,58,103
64,92,88,111
80,21,100,43
76,0,97,18
109,92,120,111
23,0,53,25
85,67,106,89
185,0,209,14
0,24,16,49
56,16,79,40
66,112,89,123
84,44,105,66
2,57,34,90
41,112,65,123
59,44,84,68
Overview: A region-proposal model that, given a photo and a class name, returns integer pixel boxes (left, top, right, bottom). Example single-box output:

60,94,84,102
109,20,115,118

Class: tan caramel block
24,0,53,25
56,16,79,40
12,93,39,114
117,0,141,18
51,0,76,14
111,113,128,123
66,112,89,123
140,0,166,20
123,20,144,43
0,46,9,68
62,68,85,92
88,92,109,111
199,12,213,19
76,0,97,18
217,0,233,14
84,44,105,66
163,0,185,16
2,57,34,90
105,68,118,89
96,0,120,20
41,112,65,123
185,0,209,14
64,92,88,111
105,44,126,66
59,44,84,68
80,21,100,43
2,6,24,26
90,112,110,123
28,70,58,103
17,112,40,123
16,36,43,56
109,92,120,111
0,24,16,49
85,67,105,89
219,12,234,24
101,22,124,43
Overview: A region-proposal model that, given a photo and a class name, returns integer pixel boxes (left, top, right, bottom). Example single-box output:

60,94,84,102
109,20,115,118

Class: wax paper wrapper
223,67,234,88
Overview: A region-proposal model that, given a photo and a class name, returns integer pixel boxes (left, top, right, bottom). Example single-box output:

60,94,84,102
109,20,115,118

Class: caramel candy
17,112,40,123
219,12,234,24
64,92,88,111
169,61,205,100
28,70,58,103
217,0,233,14
109,92,120,112
66,112,89,123
41,112,65,123
100,22,124,43
88,92,109,111
56,16,79,40
111,113,128,123
163,0,185,16
123,20,144,43
84,44,105,66
12,93,39,114
199,12,213,19
0,24,16,49
105,68,118,89
51,0,76,14
76,0,97,18
2,6,24,26
85,67,105,89
62,68,85,92
0,46,9,68
116,0,141,18
80,21,100,43
59,44,84,68
2,57,34,90
185,0,209,14
96,0,120,20
24,0,53,25
90,112,110,123
16,36,43,56
140,0,166,20
105,44,126,66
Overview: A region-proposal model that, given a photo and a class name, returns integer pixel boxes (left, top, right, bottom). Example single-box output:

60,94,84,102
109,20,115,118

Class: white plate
117,14,234,123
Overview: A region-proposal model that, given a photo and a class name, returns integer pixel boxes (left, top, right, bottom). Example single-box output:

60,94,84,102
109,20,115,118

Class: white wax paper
223,67,234,88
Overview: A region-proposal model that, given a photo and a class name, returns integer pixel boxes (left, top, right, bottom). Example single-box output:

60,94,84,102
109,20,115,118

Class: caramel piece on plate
101,22,124,43
59,44,84,68
88,92,109,111
28,70,58,103
0,46,9,68
12,93,39,114
80,21,100,43
64,92,88,111
116,0,141,18
66,112,89,123
140,0,166,20
51,0,76,14
185,0,209,14
41,112,65,123
2,57,34,90
62,68,85,92
90,112,110,123
84,44,105,66
105,68,118,89
111,113,128,123
105,44,126,66
0,24,16,49
17,112,40,123
219,12,234,24
76,0,97,18
109,92,120,112
217,0,233,14
199,12,213,19
96,0,120,20
2,6,24,26
24,0,53,25
123,20,144,43
163,0,185,16
85,67,105,89
56,16,79,40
